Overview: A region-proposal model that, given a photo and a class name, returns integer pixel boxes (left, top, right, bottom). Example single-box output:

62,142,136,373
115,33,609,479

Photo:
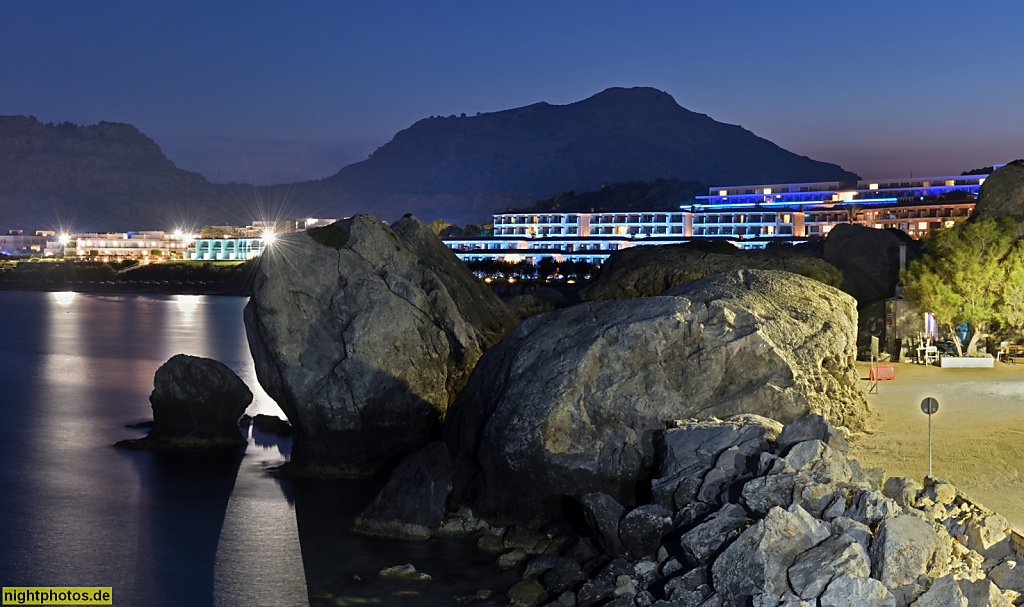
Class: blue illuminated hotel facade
189,237,265,260
442,173,984,263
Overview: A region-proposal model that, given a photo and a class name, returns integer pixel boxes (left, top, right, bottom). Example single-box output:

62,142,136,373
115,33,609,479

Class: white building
443,174,984,264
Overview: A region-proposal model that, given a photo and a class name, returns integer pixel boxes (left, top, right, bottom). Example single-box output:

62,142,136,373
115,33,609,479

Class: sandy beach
848,361,1024,530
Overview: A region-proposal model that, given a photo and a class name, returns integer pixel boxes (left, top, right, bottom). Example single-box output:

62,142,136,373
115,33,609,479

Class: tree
428,219,452,235
902,216,1023,356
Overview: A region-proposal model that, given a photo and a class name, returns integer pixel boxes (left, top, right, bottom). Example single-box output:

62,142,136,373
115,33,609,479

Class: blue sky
2,0,1022,184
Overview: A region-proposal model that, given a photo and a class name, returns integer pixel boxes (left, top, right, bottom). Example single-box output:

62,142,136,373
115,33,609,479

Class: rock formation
445,269,867,518
353,441,454,539
244,214,518,475
455,414,1023,607
121,354,253,447
972,160,1024,224
505,288,571,320
578,245,842,302
822,224,918,304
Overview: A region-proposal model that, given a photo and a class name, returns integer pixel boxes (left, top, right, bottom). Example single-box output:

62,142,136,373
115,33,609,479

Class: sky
2,0,1023,185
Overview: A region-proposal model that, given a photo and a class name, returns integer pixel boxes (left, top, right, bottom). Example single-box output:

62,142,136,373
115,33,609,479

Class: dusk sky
3,0,1022,185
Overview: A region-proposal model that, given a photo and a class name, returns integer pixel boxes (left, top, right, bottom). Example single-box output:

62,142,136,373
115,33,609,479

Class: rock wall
244,214,518,475
445,270,867,518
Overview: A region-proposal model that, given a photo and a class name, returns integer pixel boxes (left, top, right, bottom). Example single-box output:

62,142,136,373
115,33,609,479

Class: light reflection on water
0,291,518,606
0,292,299,606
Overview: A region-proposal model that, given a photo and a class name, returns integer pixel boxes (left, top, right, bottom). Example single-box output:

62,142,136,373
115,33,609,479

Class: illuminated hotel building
442,173,984,263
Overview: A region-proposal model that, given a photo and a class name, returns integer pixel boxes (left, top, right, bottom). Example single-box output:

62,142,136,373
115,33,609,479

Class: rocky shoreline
127,213,1024,605
411,414,1024,606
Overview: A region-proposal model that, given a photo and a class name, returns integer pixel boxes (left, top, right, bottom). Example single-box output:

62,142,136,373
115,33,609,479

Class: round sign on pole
921,397,939,415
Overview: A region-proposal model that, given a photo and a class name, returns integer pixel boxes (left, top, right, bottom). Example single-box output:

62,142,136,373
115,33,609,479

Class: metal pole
928,411,932,478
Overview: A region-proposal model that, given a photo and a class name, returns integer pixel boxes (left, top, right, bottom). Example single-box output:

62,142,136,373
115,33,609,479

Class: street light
260,229,278,247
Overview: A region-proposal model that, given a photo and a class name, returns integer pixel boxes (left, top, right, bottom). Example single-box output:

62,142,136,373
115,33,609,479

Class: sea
0,291,518,606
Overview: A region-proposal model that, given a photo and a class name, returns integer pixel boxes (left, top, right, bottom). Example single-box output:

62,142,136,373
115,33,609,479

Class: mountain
281,87,858,224
0,87,859,231
0,116,243,232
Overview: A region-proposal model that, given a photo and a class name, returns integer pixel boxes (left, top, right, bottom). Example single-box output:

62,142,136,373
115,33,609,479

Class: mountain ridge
0,87,859,230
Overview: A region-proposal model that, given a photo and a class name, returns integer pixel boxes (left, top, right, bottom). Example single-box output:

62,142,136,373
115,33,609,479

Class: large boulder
130,354,253,447
578,244,842,302
353,442,454,539
445,269,867,518
244,214,518,475
972,160,1024,224
505,288,571,320
822,224,917,304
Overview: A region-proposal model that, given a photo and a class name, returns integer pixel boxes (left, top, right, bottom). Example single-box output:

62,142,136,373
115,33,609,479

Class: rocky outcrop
488,414,1024,606
445,269,867,518
505,288,571,320
353,441,455,539
244,214,517,475
578,245,842,302
972,160,1024,223
822,224,918,304
119,354,252,448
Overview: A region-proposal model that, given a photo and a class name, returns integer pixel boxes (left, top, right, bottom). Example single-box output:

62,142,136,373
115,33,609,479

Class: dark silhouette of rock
445,269,867,518
353,442,455,539
505,288,571,320
119,354,252,448
972,160,1024,224
244,214,517,476
578,243,842,302
822,224,917,304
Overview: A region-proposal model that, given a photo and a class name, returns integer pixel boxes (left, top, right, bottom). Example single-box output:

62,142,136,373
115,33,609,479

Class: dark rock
822,224,917,304
245,214,517,475
577,578,614,607
652,415,781,514
121,354,252,448
579,245,841,302
541,560,586,594
618,505,673,560
972,160,1024,225
678,503,750,566
445,270,867,518
505,288,571,320
579,493,628,558
563,537,603,566
353,442,454,539
252,413,292,435
776,414,849,454
507,580,549,607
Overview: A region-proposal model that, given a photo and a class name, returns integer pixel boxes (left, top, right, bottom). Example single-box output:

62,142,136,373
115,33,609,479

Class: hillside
0,116,239,232
290,87,858,224
0,88,860,230
516,179,706,214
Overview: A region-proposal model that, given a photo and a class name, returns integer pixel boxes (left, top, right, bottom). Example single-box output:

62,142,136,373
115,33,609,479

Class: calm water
0,292,516,606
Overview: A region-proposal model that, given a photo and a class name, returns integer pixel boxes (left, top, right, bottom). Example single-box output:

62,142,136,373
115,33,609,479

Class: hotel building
443,174,984,264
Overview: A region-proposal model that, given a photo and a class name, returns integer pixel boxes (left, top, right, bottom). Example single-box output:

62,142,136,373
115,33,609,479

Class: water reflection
52,290,76,307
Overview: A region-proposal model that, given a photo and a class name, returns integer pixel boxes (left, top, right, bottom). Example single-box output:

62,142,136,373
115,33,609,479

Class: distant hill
0,87,860,230
516,179,706,215
0,116,243,232
283,87,859,224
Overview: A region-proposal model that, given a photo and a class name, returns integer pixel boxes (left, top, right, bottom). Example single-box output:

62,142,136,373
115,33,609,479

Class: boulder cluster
435,415,1022,607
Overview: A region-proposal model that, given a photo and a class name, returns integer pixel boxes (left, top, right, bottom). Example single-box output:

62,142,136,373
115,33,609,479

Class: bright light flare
58,233,71,246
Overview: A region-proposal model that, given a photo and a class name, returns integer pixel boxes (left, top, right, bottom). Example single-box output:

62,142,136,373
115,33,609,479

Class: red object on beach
870,364,895,381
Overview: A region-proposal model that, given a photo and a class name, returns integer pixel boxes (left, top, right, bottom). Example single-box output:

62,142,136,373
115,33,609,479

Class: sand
848,361,1024,530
